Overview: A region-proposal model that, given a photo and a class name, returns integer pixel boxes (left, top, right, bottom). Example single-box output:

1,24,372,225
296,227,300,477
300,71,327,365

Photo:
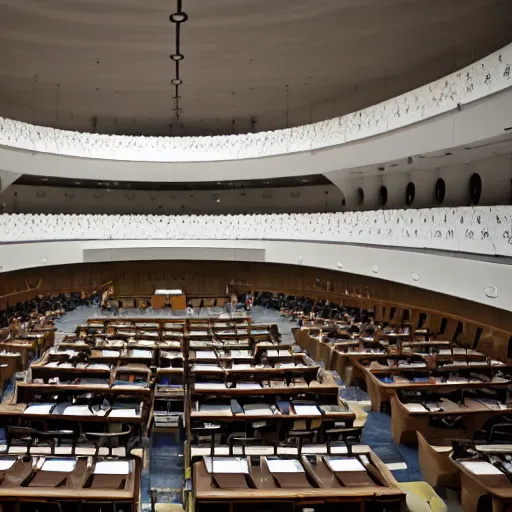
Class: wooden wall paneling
443,319,460,342
428,314,443,335
457,323,479,349
410,310,421,329
2,260,512,338
374,306,385,323
477,329,512,362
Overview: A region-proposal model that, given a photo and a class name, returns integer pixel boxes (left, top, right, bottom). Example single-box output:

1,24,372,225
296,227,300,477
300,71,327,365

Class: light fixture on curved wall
372,265,379,273
337,262,343,268
484,286,498,298
435,178,446,204
411,272,420,281
41,257,48,264
405,182,415,206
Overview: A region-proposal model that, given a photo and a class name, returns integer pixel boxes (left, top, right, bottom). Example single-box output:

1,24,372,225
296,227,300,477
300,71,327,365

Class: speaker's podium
151,289,187,310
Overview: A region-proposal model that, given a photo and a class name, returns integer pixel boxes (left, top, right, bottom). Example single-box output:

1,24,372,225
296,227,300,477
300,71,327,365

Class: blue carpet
362,411,422,482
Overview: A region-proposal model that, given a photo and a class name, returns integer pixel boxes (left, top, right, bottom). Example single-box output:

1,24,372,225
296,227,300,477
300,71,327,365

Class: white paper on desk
63,405,93,416
59,363,74,368
87,363,111,371
236,382,261,390
0,459,16,471
404,403,427,413
101,350,120,357
192,364,223,372
266,350,280,357
199,404,232,414
476,444,512,453
205,457,249,474
131,350,152,358
279,363,296,368
243,403,274,415
231,364,252,370
266,458,304,473
475,398,504,410
24,404,54,415
195,382,226,390
326,457,366,472
230,350,251,358
136,340,156,347
293,405,321,416
94,460,130,475
461,461,503,475
45,361,60,367
41,459,77,472
195,351,217,359
109,408,138,418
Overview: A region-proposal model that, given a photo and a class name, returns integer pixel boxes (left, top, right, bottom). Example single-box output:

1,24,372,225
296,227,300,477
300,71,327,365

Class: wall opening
357,188,364,205
379,186,388,206
469,173,482,205
435,178,446,204
405,182,415,206
508,336,512,359
439,318,448,335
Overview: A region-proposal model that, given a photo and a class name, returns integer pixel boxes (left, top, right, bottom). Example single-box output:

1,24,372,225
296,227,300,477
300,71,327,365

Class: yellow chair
398,482,448,512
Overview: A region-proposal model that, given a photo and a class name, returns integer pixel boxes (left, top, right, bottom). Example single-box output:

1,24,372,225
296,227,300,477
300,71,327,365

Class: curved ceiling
0,0,510,136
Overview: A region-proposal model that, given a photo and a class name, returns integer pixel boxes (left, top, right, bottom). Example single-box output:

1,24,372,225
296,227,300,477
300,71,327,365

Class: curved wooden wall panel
0,260,510,358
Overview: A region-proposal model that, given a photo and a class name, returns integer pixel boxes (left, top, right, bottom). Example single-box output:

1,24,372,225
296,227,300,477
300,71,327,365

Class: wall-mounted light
170,53,184,61
372,265,379,273
411,272,420,281
337,262,343,268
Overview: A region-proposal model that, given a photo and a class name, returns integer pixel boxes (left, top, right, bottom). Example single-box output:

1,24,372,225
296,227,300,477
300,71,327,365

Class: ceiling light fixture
169,0,188,123
169,12,188,23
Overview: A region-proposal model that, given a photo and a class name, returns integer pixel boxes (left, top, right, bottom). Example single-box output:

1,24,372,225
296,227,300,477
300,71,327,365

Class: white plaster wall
1,208,511,256
332,153,512,211
2,86,511,184
0,239,510,312
0,43,511,163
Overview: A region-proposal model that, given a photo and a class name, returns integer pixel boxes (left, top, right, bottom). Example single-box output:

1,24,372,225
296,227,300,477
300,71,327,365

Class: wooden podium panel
152,294,187,310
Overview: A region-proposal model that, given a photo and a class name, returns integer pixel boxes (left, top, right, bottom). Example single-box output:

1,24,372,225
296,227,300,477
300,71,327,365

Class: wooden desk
451,450,512,512
390,393,512,444
357,359,510,412
0,455,140,511
193,450,404,511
